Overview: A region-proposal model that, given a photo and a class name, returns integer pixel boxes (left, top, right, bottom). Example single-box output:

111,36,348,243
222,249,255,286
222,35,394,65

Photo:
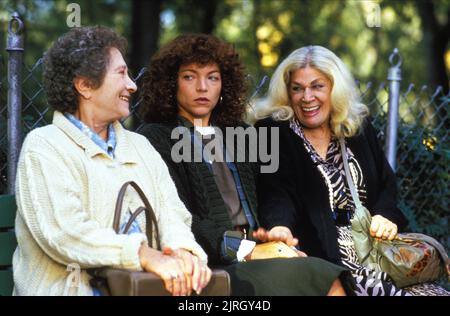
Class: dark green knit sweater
139,122,259,266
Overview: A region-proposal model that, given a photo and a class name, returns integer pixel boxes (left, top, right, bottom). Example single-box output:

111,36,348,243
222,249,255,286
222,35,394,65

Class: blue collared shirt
64,112,117,158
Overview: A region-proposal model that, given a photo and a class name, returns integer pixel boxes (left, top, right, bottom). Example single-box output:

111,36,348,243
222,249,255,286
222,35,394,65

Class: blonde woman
255,45,449,296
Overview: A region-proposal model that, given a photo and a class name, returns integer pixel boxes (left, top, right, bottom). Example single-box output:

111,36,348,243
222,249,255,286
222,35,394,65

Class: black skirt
222,257,353,296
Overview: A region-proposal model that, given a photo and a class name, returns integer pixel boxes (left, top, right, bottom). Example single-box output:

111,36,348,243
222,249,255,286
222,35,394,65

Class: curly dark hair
43,26,127,113
140,34,248,127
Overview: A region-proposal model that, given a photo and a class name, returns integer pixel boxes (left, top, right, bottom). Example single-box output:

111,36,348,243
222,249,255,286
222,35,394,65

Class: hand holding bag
339,138,449,288
223,230,299,261
249,241,299,260
88,181,230,296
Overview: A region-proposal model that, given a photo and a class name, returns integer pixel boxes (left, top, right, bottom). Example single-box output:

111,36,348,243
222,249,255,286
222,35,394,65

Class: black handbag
88,181,230,296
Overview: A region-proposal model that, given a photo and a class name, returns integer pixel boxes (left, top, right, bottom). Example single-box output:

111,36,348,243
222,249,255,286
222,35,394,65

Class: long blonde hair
257,45,369,138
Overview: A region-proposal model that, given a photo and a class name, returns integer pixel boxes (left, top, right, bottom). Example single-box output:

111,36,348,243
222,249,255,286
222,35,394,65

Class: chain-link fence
1,22,449,252
0,53,7,194
360,82,449,250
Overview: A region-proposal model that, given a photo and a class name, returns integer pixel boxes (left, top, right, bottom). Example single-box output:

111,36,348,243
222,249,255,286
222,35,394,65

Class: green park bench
0,194,16,296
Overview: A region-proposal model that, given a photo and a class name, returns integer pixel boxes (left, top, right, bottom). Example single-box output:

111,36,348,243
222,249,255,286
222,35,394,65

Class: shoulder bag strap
338,138,373,232
338,138,363,209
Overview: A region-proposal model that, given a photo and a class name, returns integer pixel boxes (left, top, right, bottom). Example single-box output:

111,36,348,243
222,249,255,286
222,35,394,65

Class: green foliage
212,0,435,89
0,0,447,87
0,0,132,68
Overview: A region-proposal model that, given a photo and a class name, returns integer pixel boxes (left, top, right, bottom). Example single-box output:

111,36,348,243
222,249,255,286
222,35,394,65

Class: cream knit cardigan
13,111,207,296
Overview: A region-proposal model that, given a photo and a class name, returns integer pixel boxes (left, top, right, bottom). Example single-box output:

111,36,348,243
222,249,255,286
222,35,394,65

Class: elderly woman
138,34,355,296
13,26,211,296
256,45,449,296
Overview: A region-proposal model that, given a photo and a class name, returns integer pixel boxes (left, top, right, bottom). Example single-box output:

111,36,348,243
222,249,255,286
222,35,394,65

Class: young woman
138,34,354,296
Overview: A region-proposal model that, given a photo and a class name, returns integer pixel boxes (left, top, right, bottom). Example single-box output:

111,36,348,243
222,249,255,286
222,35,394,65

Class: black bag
88,181,230,296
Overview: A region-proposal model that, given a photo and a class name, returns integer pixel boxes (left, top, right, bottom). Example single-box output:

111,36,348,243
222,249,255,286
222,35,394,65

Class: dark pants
222,257,354,296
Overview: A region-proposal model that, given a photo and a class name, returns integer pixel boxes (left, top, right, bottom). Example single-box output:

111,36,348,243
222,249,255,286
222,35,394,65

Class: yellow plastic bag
250,241,299,260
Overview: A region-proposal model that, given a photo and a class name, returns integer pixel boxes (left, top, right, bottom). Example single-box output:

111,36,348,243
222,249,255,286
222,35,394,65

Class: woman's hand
252,226,299,247
138,245,189,296
166,247,212,295
370,215,398,240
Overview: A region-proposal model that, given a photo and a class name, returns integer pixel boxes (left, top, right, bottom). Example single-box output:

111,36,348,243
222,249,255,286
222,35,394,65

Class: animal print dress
289,119,449,296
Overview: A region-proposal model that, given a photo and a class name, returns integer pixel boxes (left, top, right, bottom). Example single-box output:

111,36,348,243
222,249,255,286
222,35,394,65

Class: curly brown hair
140,34,248,127
43,26,127,113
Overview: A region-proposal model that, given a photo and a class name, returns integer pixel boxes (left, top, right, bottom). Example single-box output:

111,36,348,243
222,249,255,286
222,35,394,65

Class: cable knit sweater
13,111,207,296
139,122,259,266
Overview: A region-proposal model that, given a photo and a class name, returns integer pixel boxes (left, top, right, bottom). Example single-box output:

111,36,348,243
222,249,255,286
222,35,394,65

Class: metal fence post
6,12,24,194
386,48,402,172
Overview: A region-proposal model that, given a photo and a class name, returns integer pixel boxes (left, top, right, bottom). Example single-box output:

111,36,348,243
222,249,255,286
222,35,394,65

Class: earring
220,96,223,103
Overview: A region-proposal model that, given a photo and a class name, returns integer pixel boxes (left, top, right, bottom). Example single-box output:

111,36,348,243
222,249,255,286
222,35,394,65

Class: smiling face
288,66,333,132
176,63,222,126
89,47,137,122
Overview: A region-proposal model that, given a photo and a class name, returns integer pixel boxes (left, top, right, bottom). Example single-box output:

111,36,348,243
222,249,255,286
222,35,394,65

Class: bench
0,194,16,296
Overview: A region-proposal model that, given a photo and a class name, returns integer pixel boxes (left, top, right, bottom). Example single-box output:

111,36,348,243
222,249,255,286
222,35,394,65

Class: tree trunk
415,0,449,93
129,0,162,130
201,0,218,34
130,0,162,75
415,0,449,129
173,0,218,34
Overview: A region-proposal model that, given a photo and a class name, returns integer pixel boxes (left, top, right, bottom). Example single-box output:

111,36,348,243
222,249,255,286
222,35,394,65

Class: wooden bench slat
0,270,14,296
0,195,16,229
0,232,17,266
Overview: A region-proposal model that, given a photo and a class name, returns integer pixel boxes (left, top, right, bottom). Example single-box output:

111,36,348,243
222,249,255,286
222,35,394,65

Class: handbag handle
338,138,363,209
113,181,161,250
339,139,409,232
338,138,374,236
